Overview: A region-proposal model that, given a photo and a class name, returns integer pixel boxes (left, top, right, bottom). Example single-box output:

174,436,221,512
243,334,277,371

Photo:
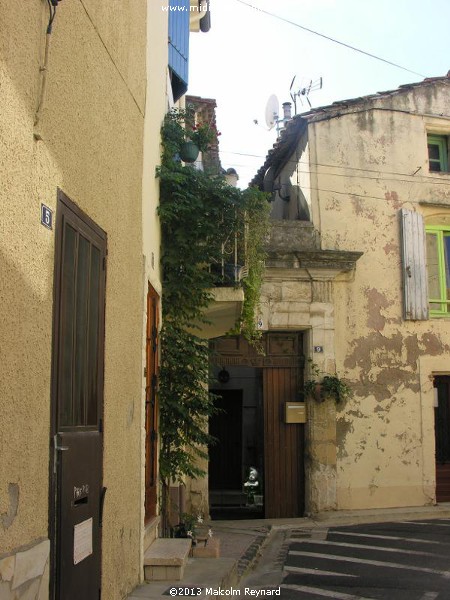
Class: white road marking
289,550,450,577
281,584,374,599
331,531,443,545
399,521,450,527
293,538,434,556
284,565,357,577
420,593,439,600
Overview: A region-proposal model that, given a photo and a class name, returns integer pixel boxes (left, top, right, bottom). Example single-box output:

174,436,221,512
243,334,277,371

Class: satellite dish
264,95,279,130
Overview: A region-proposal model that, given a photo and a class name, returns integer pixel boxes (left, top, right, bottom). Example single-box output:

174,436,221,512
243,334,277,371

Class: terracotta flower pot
313,383,325,403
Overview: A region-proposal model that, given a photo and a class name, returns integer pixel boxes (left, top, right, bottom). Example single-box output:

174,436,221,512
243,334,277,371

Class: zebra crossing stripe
399,521,450,527
284,565,357,577
281,584,373,599
331,531,443,545
293,538,434,556
289,550,450,577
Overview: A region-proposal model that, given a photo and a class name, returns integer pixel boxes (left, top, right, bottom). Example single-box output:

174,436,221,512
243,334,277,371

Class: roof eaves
251,115,307,188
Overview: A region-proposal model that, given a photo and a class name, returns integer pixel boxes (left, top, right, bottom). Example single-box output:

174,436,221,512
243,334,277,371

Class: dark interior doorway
209,366,264,519
209,390,243,490
435,375,450,502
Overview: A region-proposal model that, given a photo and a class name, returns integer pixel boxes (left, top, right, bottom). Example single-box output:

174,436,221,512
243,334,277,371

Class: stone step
143,538,192,581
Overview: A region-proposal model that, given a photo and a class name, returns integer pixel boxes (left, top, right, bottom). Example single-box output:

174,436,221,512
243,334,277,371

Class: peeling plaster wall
1,1,148,598
261,82,450,514
311,82,450,509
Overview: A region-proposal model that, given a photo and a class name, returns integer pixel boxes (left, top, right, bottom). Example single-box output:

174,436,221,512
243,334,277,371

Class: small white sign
73,517,93,565
434,388,439,408
314,346,324,353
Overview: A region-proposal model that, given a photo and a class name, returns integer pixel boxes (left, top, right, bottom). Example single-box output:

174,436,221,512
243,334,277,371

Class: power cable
219,150,450,185
234,0,427,78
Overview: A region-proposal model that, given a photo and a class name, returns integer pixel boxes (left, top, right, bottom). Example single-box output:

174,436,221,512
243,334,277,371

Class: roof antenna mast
290,76,323,112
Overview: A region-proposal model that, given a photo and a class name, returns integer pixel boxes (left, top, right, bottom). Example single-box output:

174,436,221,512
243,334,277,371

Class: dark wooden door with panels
50,190,107,600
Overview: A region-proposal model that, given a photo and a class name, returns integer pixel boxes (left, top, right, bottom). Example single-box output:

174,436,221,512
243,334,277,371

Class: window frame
428,134,449,173
426,224,450,317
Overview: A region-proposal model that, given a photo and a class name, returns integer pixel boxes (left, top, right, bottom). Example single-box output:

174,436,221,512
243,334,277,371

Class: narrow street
240,519,450,600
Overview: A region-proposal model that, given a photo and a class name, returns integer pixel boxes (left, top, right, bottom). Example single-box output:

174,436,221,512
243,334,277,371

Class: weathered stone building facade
252,74,450,514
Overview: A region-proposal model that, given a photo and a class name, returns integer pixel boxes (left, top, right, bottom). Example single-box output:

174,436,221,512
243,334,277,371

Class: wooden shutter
168,0,189,101
400,208,429,320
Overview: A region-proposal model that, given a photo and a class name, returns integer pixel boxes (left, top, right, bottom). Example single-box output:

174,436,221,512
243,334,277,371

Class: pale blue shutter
168,0,190,101
400,208,429,320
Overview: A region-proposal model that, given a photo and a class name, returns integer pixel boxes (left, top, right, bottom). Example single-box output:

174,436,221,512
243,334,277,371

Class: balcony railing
209,211,248,287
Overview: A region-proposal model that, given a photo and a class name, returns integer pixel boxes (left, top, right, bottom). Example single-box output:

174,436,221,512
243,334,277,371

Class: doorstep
144,538,192,581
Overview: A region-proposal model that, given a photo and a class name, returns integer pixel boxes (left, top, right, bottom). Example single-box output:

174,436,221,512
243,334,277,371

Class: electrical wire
219,150,450,186
234,0,427,79
46,0,57,34
34,1,58,128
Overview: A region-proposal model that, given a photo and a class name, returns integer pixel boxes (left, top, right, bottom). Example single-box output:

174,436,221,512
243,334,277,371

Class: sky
188,0,450,188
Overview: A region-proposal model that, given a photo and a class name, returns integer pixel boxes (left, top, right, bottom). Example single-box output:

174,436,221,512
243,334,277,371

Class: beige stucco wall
311,82,450,510
1,1,148,598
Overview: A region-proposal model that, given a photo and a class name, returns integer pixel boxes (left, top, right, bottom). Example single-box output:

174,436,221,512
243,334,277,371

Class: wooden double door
210,333,305,518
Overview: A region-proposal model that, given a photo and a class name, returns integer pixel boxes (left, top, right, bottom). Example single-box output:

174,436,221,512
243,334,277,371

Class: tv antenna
289,76,323,113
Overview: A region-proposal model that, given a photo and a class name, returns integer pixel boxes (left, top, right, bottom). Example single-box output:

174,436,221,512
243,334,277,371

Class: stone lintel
267,250,363,275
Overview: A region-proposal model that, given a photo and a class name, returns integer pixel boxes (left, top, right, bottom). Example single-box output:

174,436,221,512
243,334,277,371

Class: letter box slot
73,495,88,507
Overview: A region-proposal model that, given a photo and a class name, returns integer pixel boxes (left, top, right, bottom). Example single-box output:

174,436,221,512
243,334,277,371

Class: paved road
280,519,450,600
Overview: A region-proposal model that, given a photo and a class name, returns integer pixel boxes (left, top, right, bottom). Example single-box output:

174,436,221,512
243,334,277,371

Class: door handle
99,487,107,527
53,434,69,473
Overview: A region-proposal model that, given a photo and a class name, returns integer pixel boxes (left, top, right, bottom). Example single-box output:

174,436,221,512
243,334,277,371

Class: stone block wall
0,539,49,600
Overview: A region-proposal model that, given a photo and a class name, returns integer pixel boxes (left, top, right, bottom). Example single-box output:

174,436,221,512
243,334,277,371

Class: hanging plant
236,187,270,346
179,140,200,163
303,359,353,404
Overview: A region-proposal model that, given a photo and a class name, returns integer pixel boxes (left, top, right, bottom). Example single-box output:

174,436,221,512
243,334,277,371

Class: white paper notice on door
73,517,93,565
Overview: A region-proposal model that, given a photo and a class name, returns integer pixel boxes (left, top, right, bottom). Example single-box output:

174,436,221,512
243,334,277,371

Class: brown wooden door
145,284,159,520
264,366,304,518
435,376,450,502
50,190,107,600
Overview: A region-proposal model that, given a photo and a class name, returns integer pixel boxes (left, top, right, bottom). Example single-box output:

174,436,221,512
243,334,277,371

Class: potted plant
303,360,352,404
179,140,200,163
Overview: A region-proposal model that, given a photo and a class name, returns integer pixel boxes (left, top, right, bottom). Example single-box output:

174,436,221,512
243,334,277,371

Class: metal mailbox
285,402,307,423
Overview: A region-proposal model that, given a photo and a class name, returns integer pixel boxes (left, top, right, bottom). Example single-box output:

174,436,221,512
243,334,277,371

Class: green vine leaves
157,109,270,486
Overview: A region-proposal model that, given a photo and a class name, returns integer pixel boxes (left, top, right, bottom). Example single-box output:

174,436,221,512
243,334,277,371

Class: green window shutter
400,208,429,320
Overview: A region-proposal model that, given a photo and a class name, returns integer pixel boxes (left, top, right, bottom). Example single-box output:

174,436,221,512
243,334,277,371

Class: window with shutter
400,208,429,320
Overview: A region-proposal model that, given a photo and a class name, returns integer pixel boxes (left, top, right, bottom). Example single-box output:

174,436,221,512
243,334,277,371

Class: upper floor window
428,135,449,173
426,225,450,316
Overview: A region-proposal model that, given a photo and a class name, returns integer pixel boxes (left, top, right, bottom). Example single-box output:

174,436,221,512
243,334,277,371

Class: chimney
282,102,292,123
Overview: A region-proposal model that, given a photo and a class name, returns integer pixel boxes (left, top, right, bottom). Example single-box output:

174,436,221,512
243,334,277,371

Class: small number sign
314,345,324,353
41,204,53,230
